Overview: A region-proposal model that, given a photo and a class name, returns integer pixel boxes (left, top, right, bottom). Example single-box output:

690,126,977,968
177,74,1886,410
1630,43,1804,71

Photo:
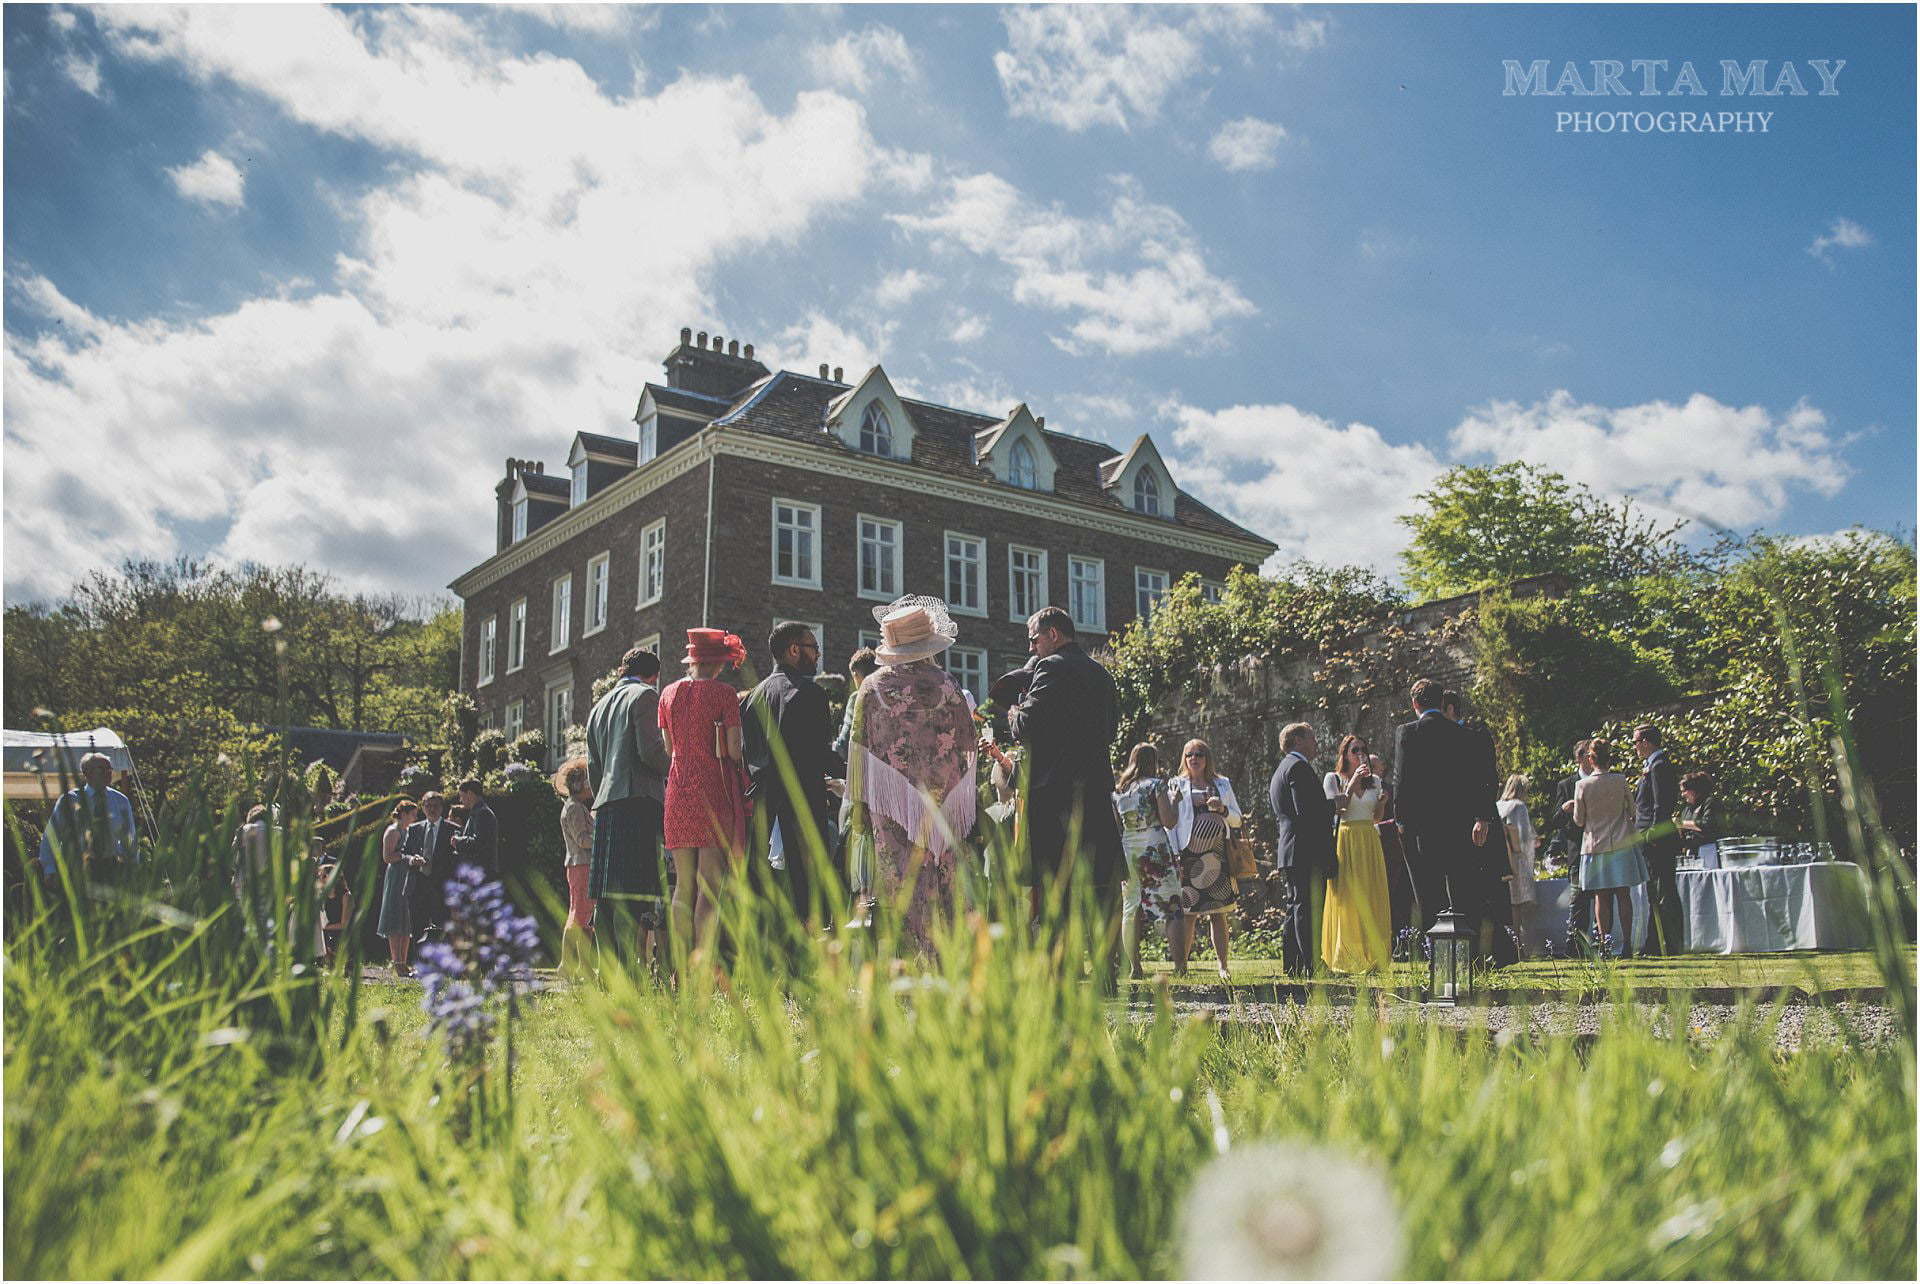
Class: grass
1129,948,1914,995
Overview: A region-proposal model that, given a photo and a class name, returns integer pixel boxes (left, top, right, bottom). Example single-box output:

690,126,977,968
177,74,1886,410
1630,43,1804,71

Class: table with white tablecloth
1676,861,1873,954
1521,862,1872,955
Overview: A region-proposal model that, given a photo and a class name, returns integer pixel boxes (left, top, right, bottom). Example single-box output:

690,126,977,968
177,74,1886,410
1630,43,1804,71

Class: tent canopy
3,728,135,776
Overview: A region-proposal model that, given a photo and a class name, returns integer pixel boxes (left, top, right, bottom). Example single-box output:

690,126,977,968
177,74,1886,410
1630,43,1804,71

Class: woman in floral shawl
847,596,977,957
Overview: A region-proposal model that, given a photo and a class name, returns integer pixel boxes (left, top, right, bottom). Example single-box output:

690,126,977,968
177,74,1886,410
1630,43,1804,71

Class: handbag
1227,830,1259,880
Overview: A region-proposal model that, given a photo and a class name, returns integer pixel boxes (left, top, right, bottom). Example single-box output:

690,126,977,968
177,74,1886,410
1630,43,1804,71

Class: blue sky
5,3,1912,604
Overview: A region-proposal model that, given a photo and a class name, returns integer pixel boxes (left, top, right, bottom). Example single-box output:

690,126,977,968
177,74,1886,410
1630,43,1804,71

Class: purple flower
413,864,540,1060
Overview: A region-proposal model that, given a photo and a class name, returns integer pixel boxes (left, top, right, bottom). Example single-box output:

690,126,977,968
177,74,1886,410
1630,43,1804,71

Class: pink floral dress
848,660,977,956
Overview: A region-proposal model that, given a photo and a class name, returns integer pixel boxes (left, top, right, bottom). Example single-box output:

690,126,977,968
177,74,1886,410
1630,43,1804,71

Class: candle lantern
1425,900,1474,1007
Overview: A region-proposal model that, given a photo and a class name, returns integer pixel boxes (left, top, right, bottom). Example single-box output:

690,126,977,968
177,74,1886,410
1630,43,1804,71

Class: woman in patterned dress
847,596,977,958
1112,743,1180,980
1163,739,1243,981
659,628,748,963
552,757,596,975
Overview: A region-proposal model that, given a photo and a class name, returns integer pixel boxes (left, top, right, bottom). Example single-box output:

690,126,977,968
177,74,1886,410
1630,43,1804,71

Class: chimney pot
680,326,692,345
727,339,739,357
833,367,843,382
1036,416,1046,429
819,363,830,379
743,343,754,360
712,334,723,353
697,331,708,348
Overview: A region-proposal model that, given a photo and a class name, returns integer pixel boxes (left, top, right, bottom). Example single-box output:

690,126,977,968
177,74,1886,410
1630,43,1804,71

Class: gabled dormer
566,432,639,506
973,403,1058,492
495,458,569,551
1100,434,1176,518
824,365,916,461
634,384,719,465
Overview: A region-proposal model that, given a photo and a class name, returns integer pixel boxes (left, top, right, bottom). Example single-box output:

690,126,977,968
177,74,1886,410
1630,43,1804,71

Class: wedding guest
1392,678,1498,934
1497,774,1539,956
1368,751,1417,952
1444,689,1516,964
35,752,137,884
1167,738,1242,981
1321,733,1390,974
833,648,881,759
377,800,422,976
451,778,499,875
1543,740,1595,951
1572,738,1644,957
1633,724,1683,955
743,621,845,929
586,646,672,973
553,757,596,973
316,856,352,967
1112,743,1180,980
846,596,976,957
1678,771,1719,858
408,791,457,941
1008,607,1124,943
659,628,748,964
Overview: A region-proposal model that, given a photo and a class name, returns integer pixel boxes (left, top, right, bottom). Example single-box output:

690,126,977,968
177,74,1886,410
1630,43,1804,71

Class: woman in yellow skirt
1321,733,1393,973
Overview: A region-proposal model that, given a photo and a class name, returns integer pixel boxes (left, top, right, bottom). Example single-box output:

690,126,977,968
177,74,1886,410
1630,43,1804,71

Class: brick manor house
450,327,1277,755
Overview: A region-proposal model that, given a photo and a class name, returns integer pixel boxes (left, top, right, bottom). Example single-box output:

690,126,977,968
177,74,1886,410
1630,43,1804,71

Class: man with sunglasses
744,622,845,933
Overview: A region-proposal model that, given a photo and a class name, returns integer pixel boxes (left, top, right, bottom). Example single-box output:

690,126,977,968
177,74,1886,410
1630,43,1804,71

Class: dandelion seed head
1181,1143,1401,1280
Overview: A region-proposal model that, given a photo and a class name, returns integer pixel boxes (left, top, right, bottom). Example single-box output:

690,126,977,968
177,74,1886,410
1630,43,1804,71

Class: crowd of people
29,596,1718,980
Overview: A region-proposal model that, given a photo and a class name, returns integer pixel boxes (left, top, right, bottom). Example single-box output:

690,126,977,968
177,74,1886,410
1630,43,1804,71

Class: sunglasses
1184,751,1208,759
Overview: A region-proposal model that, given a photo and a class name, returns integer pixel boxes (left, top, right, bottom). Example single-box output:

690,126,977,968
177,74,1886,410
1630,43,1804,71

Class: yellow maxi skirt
1321,820,1392,974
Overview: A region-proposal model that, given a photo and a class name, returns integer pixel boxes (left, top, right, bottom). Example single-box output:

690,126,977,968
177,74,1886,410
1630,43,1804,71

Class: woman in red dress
659,628,748,960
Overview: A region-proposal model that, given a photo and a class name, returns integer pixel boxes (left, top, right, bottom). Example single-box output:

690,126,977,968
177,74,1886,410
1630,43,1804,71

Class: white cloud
61,52,103,97
1208,116,1286,171
1163,401,1444,572
894,172,1253,356
769,312,894,382
948,311,987,344
873,268,937,308
1808,216,1872,264
993,6,1321,133
4,6,913,601
1447,390,1850,529
499,5,648,35
165,149,246,209
806,24,920,95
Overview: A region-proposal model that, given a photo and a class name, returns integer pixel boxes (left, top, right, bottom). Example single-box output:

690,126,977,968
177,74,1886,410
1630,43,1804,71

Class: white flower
1181,1142,1401,1280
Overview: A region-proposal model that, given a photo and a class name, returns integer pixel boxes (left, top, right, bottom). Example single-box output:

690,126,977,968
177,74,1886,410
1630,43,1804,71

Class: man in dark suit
1444,690,1517,964
1540,741,1594,951
743,622,845,930
1633,724,1683,955
1269,722,1336,977
1008,606,1124,945
408,790,459,939
1392,678,1499,935
451,777,500,876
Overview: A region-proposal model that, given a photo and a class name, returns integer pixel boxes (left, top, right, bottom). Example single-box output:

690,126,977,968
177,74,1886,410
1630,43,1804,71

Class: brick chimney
664,325,770,399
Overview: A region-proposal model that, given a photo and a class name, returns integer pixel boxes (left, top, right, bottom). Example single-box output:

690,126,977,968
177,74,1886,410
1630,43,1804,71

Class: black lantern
1425,888,1474,1006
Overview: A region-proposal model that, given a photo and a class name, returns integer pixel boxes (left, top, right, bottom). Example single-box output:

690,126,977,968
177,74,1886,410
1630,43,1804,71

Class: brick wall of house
465,453,713,736
706,453,1250,684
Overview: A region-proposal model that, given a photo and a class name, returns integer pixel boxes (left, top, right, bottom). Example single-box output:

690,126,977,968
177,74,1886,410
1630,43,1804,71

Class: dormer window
512,497,529,541
639,414,658,463
570,460,588,508
859,403,893,456
1010,439,1038,490
1133,470,1161,516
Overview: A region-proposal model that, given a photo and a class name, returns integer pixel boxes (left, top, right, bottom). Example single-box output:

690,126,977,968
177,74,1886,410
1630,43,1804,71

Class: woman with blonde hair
1497,773,1539,955
1320,733,1392,973
1572,739,1643,956
553,756,596,973
1113,743,1180,980
1164,738,1242,980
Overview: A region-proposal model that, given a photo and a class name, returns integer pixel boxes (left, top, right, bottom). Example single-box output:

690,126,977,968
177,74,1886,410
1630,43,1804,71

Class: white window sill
548,644,569,656
636,595,663,610
948,601,989,619
582,622,607,639
858,588,898,603
506,664,525,675
476,675,495,688
773,577,823,592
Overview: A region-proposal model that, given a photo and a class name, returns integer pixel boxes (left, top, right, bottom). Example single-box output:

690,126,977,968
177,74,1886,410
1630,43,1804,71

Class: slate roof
576,431,639,461
643,382,733,416
711,371,1273,548
520,472,570,500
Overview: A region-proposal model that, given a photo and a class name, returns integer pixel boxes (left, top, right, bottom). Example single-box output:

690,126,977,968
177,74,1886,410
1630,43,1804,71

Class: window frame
1200,578,1227,605
1009,438,1038,490
511,497,529,542
549,572,573,655
945,645,988,704
943,530,987,618
543,675,574,769
771,498,823,590
637,518,666,609
1007,544,1048,623
506,597,527,673
859,402,894,457
476,615,497,687
1133,469,1162,516
504,698,525,741
570,461,589,508
584,551,610,636
856,513,904,603
1135,567,1170,621
1068,555,1107,634
639,413,659,464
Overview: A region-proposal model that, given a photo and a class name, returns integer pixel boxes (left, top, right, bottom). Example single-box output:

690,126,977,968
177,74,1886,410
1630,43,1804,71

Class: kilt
589,795,667,908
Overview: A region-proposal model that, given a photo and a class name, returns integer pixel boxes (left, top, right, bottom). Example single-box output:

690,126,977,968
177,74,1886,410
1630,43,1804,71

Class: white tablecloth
1676,861,1873,954
1524,877,1647,954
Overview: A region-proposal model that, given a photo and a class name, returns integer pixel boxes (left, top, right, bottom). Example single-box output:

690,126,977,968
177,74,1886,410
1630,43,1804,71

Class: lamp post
1425,880,1474,1007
